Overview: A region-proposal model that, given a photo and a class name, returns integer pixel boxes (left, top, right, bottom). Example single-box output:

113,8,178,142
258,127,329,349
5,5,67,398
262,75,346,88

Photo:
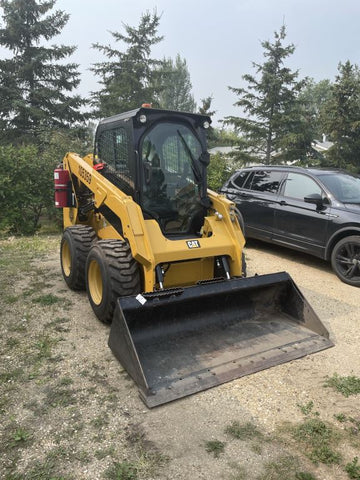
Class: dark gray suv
220,166,360,287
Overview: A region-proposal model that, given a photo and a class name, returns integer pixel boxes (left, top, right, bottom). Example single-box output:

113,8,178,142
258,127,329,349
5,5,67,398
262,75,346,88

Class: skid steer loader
55,105,333,407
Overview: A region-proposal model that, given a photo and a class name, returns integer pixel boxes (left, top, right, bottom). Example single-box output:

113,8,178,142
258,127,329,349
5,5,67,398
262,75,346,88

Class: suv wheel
331,235,360,287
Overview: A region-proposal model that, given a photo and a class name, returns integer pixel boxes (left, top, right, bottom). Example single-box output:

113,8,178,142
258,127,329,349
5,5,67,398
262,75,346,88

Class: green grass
225,420,263,440
5,459,71,480
0,369,23,384
204,439,226,458
34,334,59,359
10,427,32,447
292,418,342,465
4,295,19,304
105,461,138,480
257,455,317,480
105,448,169,480
94,446,116,460
334,413,347,423
297,401,319,417
0,236,59,278
32,293,61,306
46,317,71,332
345,457,360,479
59,377,73,386
90,413,110,428
324,373,360,397
44,384,77,408
0,235,60,306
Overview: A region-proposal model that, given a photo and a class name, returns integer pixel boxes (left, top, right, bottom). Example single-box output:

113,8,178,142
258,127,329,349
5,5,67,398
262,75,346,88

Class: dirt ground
1,235,359,480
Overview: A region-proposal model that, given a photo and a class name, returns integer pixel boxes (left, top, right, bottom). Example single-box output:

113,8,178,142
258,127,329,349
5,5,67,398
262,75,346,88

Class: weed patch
0,369,23,384
94,446,116,460
204,439,226,458
90,413,110,428
32,293,61,306
44,385,77,408
34,334,59,359
292,418,341,465
120,423,169,477
225,420,263,440
297,401,319,417
105,461,138,480
46,317,71,332
345,457,360,479
334,413,347,423
324,373,360,397
9,427,32,448
4,295,19,304
257,454,317,480
7,458,71,480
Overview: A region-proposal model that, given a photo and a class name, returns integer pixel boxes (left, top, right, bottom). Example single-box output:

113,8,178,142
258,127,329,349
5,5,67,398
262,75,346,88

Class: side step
108,272,334,408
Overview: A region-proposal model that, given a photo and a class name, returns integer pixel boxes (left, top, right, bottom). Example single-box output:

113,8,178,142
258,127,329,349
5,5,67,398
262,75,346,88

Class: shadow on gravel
245,238,332,274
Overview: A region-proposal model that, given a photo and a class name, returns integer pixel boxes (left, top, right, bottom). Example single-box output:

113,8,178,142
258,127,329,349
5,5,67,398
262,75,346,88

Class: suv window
283,173,322,200
230,171,250,188
248,170,282,194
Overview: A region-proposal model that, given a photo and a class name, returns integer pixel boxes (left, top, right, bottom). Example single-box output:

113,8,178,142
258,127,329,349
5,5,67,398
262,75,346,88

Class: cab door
273,172,331,257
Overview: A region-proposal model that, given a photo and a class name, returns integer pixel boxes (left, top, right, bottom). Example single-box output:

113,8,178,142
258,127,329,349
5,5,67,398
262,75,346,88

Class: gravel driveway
1,236,359,480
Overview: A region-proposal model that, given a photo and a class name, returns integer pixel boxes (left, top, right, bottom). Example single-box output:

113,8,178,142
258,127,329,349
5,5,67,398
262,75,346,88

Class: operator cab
95,106,211,237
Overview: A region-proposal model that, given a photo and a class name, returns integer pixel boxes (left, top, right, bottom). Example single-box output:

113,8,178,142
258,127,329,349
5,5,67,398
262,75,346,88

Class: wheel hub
88,259,103,305
61,241,71,277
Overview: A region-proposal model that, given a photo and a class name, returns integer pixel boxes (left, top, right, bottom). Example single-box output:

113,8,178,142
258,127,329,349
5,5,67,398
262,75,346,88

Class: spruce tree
0,0,86,144
299,78,332,141
321,61,360,170
91,10,163,117
225,25,309,164
153,54,196,112
198,96,216,117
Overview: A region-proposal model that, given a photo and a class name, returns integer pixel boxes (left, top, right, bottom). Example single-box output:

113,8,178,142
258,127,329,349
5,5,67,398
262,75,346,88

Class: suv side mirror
304,193,329,208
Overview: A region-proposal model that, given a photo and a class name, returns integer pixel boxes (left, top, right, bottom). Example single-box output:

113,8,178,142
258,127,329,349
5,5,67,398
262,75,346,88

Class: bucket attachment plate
108,272,333,408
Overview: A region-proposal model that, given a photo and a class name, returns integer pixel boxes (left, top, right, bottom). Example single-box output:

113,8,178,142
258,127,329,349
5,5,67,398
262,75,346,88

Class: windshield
317,173,360,204
140,122,205,235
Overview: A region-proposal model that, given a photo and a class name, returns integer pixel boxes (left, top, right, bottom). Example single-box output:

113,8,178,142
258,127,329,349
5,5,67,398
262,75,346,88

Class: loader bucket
108,272,333,408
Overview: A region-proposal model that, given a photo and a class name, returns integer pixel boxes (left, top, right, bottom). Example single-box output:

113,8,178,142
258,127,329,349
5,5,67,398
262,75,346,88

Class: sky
22,0,360,124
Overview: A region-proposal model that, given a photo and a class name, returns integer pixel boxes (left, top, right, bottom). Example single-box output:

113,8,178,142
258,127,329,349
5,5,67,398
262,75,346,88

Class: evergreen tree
0,0,86,144
225,25,310,164
198,96,216,117
153,54,196,112
197,95,217,146
321,61,360,170
299,78,332,141
91,10,163,117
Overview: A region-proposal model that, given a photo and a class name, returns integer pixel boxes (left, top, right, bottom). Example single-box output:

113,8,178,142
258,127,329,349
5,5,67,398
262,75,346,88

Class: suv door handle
279,200,287,206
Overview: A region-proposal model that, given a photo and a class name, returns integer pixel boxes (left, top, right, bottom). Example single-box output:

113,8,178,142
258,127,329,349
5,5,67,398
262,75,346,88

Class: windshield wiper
177,130,202,184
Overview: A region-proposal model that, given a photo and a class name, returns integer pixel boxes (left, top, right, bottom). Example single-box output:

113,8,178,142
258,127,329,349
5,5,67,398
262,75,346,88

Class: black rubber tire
85,240,141,324
331,235,360,287
60,225,97,291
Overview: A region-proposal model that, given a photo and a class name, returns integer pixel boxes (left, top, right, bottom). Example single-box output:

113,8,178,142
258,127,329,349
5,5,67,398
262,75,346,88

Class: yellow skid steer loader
55,106,333,407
